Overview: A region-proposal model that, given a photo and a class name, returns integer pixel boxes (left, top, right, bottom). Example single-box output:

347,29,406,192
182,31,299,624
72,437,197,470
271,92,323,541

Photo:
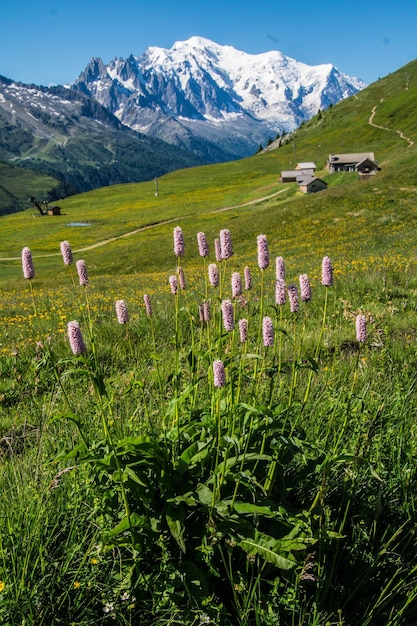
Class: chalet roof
296,162,316,170
280,170,299,177
328,152,375,164
355,156,379,169
298,177,327,187
297,175,316,184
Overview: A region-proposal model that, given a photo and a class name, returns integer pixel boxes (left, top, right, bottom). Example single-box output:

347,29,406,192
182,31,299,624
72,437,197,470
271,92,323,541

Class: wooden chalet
327,152,379,174
298,177,328,194
280,168,315,183
295,162,316,171
47,205,61,216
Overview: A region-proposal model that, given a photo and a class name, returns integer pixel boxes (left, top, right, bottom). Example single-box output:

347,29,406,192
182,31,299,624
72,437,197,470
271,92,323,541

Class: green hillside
0,79,201,215
0,161,70,215
2,60,417,626
1,59,417,286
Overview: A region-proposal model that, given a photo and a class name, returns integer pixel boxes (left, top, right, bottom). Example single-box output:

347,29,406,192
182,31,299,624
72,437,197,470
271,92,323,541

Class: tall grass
1,226,417,625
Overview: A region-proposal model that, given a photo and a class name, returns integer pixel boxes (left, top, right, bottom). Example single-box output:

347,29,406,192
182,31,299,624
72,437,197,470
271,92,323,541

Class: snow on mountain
73,36,366,162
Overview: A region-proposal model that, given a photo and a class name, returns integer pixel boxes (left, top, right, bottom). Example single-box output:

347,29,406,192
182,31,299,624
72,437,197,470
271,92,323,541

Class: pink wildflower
356,314,367,343
169,275,178,295
244,266,252,290
276,279,286,305
203,300,211,323
197,232,209,257
276,257,285,282
288,285,299,313
322,256,333,287
231,272,242,298
178,267,186,290
262,316,274,347
221,299,234,331
239,318,248,343
22,247,35,279
257,234,269,270
299,274,312,302
76,260,88,286
219,229,233,260
173,226,185,257
115,299,129,324
67,320,87,355
143,294,152,316
214,238,222,262
213,359,226,387
60,240,73,266
208,263,219,287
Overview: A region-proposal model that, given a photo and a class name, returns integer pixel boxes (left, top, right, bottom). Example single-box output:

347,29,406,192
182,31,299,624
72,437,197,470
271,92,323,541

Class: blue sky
0,0,415,87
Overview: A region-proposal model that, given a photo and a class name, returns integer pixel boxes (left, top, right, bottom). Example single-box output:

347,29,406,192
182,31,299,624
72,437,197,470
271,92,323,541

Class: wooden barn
47,205,61,216
327,152,379,173
298,177,328,194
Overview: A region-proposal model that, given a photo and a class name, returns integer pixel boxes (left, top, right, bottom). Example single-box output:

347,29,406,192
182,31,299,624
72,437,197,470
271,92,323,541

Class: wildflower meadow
1,225,417,626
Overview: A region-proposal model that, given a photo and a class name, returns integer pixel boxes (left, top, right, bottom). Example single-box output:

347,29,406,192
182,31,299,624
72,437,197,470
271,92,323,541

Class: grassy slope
0,162,64,215
0,59,417,287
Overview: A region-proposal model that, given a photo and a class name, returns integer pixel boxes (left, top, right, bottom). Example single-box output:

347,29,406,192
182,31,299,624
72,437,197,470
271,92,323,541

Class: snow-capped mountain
72,36,365,161
0,74,200,207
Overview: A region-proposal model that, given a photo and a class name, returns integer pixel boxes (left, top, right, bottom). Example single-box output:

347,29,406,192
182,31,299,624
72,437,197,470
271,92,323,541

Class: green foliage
1,60,417,624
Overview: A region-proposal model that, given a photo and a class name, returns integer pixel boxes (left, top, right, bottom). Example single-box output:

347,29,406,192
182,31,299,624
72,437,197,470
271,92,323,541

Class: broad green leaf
106,512,143,538
225,501,276,517
166,504,186,553
196,483,214,507
237,530,297,570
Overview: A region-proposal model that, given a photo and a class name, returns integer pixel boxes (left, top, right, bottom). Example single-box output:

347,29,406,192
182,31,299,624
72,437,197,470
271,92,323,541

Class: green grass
1,59,417,625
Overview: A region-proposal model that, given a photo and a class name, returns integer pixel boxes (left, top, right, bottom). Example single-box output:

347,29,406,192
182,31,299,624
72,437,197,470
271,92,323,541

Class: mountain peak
72,37,366,162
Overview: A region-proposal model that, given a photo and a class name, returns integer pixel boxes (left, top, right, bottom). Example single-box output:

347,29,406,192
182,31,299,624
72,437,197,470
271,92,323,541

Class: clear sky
0,0,415,87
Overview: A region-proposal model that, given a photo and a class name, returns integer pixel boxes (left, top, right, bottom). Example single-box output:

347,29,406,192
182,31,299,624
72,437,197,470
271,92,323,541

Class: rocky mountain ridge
72,36,366,161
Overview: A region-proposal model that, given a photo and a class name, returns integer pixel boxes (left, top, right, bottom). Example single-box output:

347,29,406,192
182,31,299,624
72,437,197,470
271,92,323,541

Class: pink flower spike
143,294,152,317
322,256,333,287
173,226,185,257
276,257,285,282
244,266,252,290
213,359,226,388
67,320,87,355
276,279,286,305
169,275,178,295
60,240,73,266
203,300,211,323
214,238,222,262
288,285,299,313
257,234,269,270
219,229,233,260
197,232,209,257
178,267,187,290
356,314,367,343
239,318,248,343
208,263,219,288
231,272,242,298
299,274,312,302
22,247,35,279
262,316,274,347
115,299,129,324
76,260,88,286
221,299,234,331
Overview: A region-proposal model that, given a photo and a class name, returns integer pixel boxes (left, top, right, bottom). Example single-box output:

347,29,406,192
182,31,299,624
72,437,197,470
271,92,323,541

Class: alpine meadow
1,57,417,626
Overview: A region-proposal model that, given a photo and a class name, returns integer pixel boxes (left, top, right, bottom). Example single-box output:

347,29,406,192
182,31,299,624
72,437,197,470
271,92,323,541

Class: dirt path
369,98,414,147
0,188,287,262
